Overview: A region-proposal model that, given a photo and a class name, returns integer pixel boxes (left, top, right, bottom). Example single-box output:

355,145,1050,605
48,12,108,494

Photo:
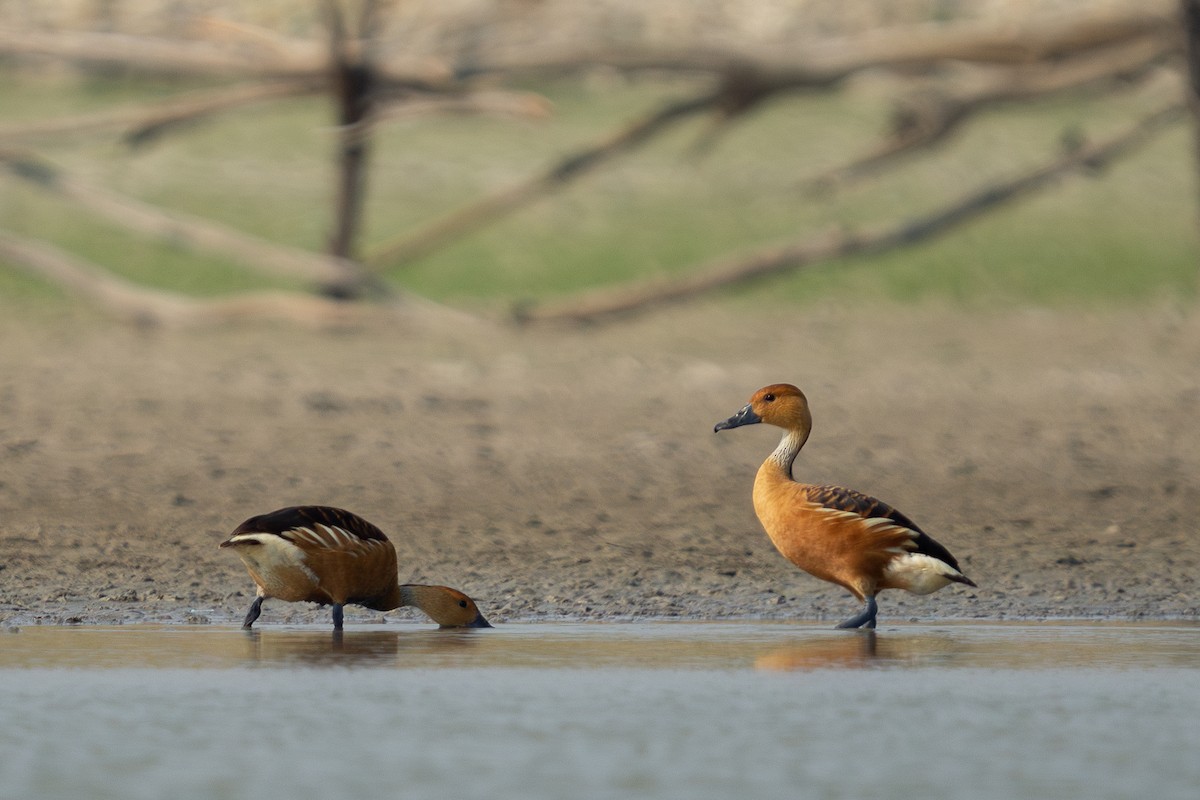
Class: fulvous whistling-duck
715,383,976,629
219,505,491,630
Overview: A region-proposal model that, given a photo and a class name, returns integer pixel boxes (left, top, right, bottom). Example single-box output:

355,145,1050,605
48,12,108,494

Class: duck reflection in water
755,631,880,672
240,628,489,667
755,629,963,671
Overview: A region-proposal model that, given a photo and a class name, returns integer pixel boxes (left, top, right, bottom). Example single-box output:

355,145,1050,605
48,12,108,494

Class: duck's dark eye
459,600,468,608
764,393,775,402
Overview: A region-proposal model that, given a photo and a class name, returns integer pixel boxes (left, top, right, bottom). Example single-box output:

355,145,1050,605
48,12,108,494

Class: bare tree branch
0,81,317,144
366,9,1182,272
0,228,365,326
0,79,326,149
800,3,1177,69
462,3,1178,80
365,88,720,270
1182,0,1200,235
0,229,191,324
0,2,1185,322
0,26,306,77
807,34,1178,192
0,229,486,328
0,25,449,87
374,89,553,123
4,3,1174,95
517,104,1185,325
124,79,326,146
0,148,377,291
324,0,375,268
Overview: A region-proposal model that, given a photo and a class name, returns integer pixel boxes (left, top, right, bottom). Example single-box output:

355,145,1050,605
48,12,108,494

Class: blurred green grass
1,70,1195,311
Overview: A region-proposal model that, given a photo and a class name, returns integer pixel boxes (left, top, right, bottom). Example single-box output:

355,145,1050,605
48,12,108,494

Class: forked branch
806,34,1178,192
0,148,375,292
0,230,361,327
517,104,1185,325
364,88,721,270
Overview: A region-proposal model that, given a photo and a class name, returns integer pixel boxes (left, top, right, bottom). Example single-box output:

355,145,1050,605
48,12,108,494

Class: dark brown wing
803,484,966,573
229,505,390,543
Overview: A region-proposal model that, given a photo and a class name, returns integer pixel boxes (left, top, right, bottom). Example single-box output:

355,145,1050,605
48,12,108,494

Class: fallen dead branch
0,26,302,78
0,80,324,146
517,103,1185,325
0,228,488,330
0,148,375,293
0,24,449,87
365,88,720,269
796,2,1176,71
2,2,1175,85
462,2,1177,81
372,90,553,124
0,229,363,327
368,12,1182,272
125,79,326,146
806,34,1179,192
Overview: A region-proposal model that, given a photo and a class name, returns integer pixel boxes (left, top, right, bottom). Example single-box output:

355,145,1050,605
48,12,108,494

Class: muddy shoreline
2,302,1197,627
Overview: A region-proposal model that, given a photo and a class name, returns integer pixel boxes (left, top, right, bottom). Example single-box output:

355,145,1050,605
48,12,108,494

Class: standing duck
219,505,491,630
715,383,975,629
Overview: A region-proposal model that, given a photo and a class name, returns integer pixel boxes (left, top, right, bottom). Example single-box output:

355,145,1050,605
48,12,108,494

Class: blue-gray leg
835,596,878,629
242,596,264,629
332,603,344,630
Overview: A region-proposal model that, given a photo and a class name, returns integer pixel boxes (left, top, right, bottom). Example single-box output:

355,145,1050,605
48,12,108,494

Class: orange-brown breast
752,467,917,600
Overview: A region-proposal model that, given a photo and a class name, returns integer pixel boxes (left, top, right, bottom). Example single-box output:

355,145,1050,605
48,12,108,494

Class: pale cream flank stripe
226,532,320,588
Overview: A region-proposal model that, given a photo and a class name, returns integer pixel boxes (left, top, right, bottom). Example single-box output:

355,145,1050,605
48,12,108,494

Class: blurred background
0,0,1193,322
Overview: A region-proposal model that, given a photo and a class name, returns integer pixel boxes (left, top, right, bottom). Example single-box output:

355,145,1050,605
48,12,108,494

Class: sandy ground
1,300,1197,628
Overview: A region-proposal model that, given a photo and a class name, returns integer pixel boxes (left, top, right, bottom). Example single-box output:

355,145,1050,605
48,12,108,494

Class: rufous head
402,584,493,628
714,383,812,433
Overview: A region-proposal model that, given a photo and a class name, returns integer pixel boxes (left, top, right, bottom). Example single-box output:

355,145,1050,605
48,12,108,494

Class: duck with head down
220,505,491,630
715,383,976,629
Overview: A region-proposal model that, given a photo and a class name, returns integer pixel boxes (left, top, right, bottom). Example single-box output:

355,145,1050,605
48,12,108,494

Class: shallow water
1,621,1197,800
